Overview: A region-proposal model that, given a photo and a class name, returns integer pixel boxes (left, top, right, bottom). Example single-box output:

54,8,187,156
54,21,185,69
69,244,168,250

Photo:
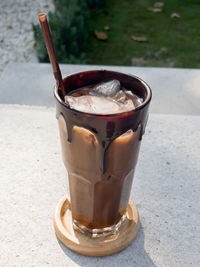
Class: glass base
73,215,126,238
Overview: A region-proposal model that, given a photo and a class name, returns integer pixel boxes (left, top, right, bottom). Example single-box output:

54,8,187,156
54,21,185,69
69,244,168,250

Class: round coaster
53,196,139,257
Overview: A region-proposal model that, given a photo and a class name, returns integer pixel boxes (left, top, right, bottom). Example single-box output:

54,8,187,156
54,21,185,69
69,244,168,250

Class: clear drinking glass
54,70,151,237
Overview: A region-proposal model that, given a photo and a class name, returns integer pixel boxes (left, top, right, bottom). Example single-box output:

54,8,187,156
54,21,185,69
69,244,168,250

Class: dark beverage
55,70,151,237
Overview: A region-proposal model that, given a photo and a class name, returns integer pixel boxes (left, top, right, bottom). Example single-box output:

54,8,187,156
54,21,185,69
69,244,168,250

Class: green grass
85,0,200,67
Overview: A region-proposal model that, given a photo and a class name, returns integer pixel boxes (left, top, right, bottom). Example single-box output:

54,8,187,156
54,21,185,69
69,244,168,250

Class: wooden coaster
53,196,139,257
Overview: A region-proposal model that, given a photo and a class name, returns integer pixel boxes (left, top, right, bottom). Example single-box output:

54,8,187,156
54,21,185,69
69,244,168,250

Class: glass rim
54,69,152,117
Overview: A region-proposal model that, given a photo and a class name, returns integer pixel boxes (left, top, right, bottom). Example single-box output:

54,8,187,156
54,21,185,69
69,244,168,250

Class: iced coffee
55,70,151,237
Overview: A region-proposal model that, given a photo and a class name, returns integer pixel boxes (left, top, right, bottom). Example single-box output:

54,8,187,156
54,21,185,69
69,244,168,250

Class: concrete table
0,105,199,266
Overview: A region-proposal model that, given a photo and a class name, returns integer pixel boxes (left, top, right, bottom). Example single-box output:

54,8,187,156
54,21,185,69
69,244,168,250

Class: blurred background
1,0,200,75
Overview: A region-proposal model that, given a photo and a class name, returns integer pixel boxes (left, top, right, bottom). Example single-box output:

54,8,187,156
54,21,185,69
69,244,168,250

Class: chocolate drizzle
54,70,152,173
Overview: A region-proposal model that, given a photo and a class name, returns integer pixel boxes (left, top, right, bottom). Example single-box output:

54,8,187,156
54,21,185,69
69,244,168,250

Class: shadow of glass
56,223,156,267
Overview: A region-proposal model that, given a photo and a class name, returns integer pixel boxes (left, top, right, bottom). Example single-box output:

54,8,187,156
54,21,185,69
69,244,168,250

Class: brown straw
38,13,65,99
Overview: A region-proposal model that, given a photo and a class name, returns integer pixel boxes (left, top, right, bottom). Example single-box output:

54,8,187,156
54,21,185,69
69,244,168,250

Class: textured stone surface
0,63,200,115
0,0,54,73
0,105,199,266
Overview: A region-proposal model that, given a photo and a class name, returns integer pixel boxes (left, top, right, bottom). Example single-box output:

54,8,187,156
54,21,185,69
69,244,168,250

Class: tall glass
54,70,151,237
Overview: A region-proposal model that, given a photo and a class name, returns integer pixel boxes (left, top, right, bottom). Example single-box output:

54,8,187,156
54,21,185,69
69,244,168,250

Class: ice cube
90,96,121,114
135,95,143,105
122,99,135,111
112,90,135,110
123,90,143,107
113,90,127,103
93,80,120,97
65,95,121,114
65,95,93,113
126,90,134,97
